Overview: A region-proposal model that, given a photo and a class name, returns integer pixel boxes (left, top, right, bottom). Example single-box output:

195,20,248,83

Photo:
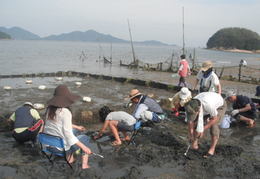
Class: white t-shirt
106,111,136,126
194,92,224,117
197,71,220,92
44,108,79,151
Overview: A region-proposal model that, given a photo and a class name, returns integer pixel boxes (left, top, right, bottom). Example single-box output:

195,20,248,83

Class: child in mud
129,89,164,122
44,85,92,169
184,92,226,158
9,102,44,144
94,106,136,146
226,90,256,128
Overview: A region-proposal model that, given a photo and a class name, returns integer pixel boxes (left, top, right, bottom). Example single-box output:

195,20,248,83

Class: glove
231,109,239,116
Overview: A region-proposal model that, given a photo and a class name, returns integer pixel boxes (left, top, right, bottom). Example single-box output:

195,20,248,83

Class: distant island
207,27,260,53
0,31,11,39
0,26,169,46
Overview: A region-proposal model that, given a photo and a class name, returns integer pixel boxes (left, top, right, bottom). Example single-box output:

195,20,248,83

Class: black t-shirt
233,95,256,112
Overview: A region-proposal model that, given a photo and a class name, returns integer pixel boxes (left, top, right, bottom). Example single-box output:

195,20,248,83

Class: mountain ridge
0,26,169,46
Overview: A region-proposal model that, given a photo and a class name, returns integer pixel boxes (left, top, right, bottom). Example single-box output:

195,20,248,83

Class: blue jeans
67,129,90,154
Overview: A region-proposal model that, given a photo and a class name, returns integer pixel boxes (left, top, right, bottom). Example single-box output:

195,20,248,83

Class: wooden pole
182,7,185,55
127,19,136,64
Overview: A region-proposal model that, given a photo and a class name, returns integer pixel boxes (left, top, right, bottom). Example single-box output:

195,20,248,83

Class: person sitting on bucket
184,92,226,158
94,106,136,146
129,89,164,122
9,102,44,144
226,90,256,128
170,87,192,117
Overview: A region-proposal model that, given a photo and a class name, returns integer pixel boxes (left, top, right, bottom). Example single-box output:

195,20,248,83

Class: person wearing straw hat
44,85,92,169
193,61,221,94
226,90,256,128
129,89,164,122
184,92,226,158
9,102,44,144
170,87,192,116
178,54,191,87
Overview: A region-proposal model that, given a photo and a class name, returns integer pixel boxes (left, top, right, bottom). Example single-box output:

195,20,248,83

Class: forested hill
0,31,11,39
207,27,260,50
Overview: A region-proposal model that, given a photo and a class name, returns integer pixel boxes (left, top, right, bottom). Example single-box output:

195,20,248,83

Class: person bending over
94,106,136,146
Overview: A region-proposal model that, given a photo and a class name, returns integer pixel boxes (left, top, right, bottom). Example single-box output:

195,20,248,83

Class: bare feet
111,140,122,146
192,140,199,150
82,164,90,169
247,120,256,128
121,136,131,141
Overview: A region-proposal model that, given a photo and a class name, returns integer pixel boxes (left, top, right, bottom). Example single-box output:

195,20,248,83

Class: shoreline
208,47,260,54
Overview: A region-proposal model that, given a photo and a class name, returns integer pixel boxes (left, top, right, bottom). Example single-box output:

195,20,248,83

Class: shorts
67,135,90,154
118,122,134,132
210,101,227,137
13,120,43,143
235,111,256,121
179,76,186,83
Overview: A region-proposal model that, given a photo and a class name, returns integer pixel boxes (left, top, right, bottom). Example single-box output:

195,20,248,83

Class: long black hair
99,106,112,123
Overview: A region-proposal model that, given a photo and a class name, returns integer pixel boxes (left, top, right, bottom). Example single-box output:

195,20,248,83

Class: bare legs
109,121,130,145
239,115,255,128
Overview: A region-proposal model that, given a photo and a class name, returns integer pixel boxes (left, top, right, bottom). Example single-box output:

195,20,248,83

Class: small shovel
184,144,190,156
92,152,104,158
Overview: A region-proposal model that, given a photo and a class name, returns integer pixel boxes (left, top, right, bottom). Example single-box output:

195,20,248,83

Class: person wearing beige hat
44,85,92,169
170,87,192,116
193,61,221,94
129,89,164,122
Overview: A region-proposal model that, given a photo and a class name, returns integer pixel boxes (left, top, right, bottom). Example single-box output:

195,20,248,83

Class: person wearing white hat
170,87,192,116
226,90,256,128
193,61,221,94
129,89,164,122
9,102,44,144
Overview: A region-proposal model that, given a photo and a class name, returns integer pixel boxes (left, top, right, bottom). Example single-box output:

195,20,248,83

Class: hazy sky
0,0,259,47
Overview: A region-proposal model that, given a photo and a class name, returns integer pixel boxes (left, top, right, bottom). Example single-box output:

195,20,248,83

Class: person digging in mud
184,92,226,158
226,90,256,128
44,85,92,169
94,106,136,146
8,102,44,144
170,87,192,117
193,61,221,94
129,89,164,122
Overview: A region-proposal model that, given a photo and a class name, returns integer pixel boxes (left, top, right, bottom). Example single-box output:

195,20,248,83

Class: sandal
203,153,214,159
111,141,122,146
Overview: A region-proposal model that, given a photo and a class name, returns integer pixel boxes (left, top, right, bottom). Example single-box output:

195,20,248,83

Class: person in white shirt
184,92,226,158
129,89,164,122
193,61,221,94
94,106,136,146
44,85,92,169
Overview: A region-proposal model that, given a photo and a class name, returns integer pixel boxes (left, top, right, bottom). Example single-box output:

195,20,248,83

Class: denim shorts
67,135,90,154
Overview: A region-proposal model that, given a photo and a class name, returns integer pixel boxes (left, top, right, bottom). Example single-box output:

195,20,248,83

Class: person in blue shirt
226,91,256,128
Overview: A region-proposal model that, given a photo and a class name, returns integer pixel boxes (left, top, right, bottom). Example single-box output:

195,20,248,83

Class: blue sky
0,0,259,47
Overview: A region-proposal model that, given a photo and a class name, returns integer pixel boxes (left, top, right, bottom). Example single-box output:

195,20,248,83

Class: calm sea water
0,40,260,76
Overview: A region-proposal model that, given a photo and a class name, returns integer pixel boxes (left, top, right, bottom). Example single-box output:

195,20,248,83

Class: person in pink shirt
178,54,190,87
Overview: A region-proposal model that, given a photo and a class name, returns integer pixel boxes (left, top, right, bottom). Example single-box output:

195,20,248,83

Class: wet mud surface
0,76,259,179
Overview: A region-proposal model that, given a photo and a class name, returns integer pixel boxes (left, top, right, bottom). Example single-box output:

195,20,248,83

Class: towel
196,105,204,133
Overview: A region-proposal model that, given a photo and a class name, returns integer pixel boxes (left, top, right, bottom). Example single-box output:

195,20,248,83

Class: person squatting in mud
9,102,44,144
193,61,221,94
129,89,165,122
44,85,92,169
226,90,257,128
94,106,136,146
184,92,226,158
170,87,192,117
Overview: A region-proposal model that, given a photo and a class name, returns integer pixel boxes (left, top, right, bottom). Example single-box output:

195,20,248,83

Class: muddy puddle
0,76,259,179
